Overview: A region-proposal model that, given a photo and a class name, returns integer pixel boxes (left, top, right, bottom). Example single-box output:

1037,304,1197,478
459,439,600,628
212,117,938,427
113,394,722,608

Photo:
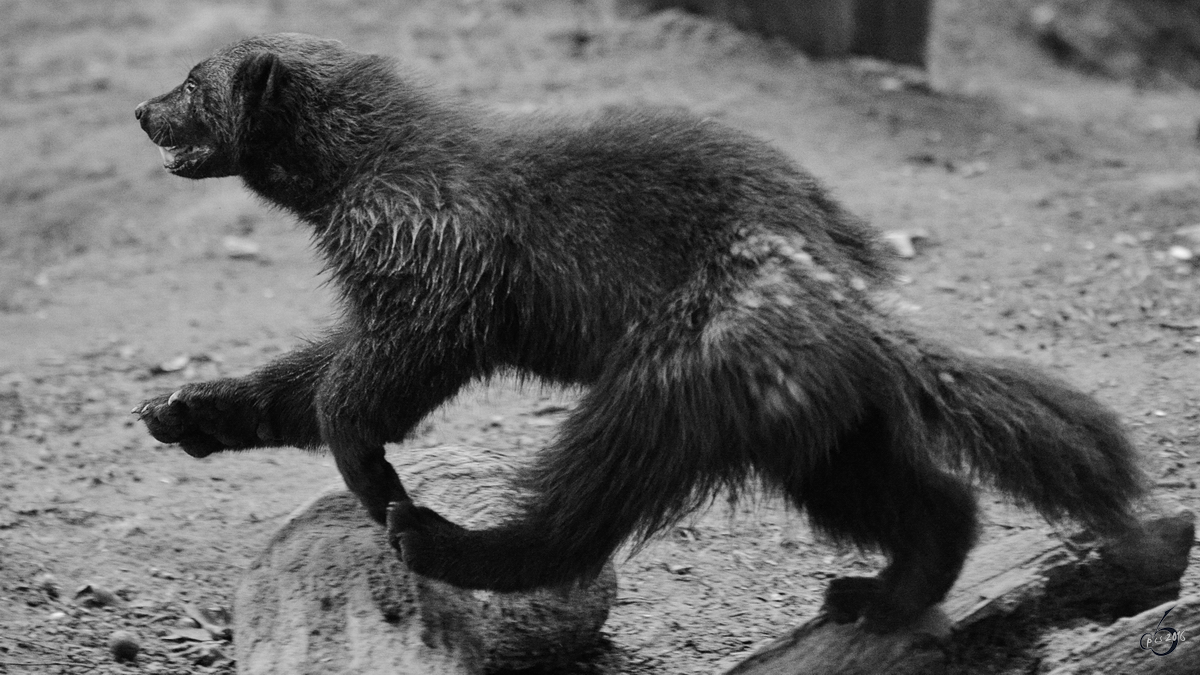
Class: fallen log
725,511,1196,675
233,446,617,675
1044,598,1197,675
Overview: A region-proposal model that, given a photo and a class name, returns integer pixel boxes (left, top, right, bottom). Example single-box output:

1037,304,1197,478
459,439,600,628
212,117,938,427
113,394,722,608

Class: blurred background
3,0,1200,317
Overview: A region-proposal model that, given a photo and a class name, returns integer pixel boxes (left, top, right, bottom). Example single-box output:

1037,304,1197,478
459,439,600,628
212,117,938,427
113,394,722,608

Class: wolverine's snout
134,89,234,179
134,100,158,137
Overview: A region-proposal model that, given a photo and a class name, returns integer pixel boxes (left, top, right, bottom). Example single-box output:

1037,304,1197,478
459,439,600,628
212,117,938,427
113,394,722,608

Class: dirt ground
1,1,1198,673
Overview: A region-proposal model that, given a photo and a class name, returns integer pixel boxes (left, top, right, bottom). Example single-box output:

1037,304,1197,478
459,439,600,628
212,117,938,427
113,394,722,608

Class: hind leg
819,473,978,629
791,417,979,631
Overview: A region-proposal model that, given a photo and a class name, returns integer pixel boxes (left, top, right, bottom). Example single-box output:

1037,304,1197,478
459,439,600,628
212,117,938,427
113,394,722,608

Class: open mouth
157,144,211,172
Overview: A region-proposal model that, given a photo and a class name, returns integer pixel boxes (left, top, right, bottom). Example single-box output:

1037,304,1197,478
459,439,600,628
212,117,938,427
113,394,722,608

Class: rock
35,572,59,599
221,235,262,260
882,230,929,259
75,583,119,608
235,445,617,674
1168,245,1194,261
150,355,189,375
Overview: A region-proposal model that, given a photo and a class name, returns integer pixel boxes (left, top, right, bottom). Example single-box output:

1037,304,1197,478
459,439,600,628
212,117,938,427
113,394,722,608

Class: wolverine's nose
134,101,147,120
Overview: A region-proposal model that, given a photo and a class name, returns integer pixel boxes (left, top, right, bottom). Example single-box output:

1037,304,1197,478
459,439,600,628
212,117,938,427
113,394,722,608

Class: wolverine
134,33,1145,630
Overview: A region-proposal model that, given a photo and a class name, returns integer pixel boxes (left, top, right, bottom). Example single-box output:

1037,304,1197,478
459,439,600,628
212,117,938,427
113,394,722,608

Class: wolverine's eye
183,79,197,95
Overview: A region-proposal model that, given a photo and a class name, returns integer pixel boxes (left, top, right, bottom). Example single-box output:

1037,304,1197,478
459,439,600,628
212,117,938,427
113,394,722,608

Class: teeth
158,146,176,166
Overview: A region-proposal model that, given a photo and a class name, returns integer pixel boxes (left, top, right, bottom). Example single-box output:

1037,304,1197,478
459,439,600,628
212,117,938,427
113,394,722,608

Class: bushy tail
903,337,1147,536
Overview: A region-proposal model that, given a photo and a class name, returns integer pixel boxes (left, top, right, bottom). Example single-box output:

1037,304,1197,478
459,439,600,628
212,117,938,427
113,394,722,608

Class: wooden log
721,617,947,675
234,446,617,675
1045,597,1198,675
724,511,1196,675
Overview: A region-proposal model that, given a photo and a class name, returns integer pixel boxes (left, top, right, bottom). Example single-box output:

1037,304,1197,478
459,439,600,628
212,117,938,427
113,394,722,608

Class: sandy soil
1,1,1197,673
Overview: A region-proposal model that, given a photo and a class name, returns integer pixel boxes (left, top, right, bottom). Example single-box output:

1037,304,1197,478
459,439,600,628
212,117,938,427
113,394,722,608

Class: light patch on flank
735,289,764,309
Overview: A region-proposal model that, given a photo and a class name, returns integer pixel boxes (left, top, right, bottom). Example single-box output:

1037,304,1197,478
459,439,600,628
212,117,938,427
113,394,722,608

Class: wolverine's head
134,33,350,179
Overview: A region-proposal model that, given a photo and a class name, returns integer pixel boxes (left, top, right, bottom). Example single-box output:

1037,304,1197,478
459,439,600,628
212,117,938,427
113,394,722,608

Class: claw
167,390,182,406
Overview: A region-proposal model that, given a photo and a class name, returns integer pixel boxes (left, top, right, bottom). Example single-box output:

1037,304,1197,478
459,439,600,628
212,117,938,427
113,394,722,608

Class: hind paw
386,500,464,580
823,575,884,624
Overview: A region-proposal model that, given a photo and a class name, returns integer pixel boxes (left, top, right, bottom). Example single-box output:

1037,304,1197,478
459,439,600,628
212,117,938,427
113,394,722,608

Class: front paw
386,500,463,579
133,382,264,457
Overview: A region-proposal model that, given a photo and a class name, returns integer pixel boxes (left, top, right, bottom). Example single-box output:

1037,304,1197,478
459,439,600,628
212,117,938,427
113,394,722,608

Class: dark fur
134,33,1147,629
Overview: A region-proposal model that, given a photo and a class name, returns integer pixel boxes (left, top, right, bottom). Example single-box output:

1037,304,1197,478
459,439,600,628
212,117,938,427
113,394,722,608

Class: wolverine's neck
236,72,496,309
239,63,483,222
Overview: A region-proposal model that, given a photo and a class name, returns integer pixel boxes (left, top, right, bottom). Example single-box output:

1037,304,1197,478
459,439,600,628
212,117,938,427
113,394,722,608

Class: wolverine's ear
235,52,289,112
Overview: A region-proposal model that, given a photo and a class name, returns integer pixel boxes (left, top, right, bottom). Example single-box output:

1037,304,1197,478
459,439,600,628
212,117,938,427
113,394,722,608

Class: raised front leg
135,332,347,456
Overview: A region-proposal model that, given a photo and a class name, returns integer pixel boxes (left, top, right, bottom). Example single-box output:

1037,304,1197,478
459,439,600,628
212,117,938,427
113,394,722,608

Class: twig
1,539,52,555
0,632,60,653
182,602,231,640
0,660,101,673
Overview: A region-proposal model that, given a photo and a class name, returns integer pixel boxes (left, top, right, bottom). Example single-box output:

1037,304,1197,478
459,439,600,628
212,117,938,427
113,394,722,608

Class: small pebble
222,235,262,259
153,355,190,374
108,630,140,662
883,231,917,258
1113,232,1139,247
36,572,59,598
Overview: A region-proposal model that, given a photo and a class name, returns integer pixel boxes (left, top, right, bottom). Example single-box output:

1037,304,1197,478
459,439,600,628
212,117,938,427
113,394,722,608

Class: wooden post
853,0,931,66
